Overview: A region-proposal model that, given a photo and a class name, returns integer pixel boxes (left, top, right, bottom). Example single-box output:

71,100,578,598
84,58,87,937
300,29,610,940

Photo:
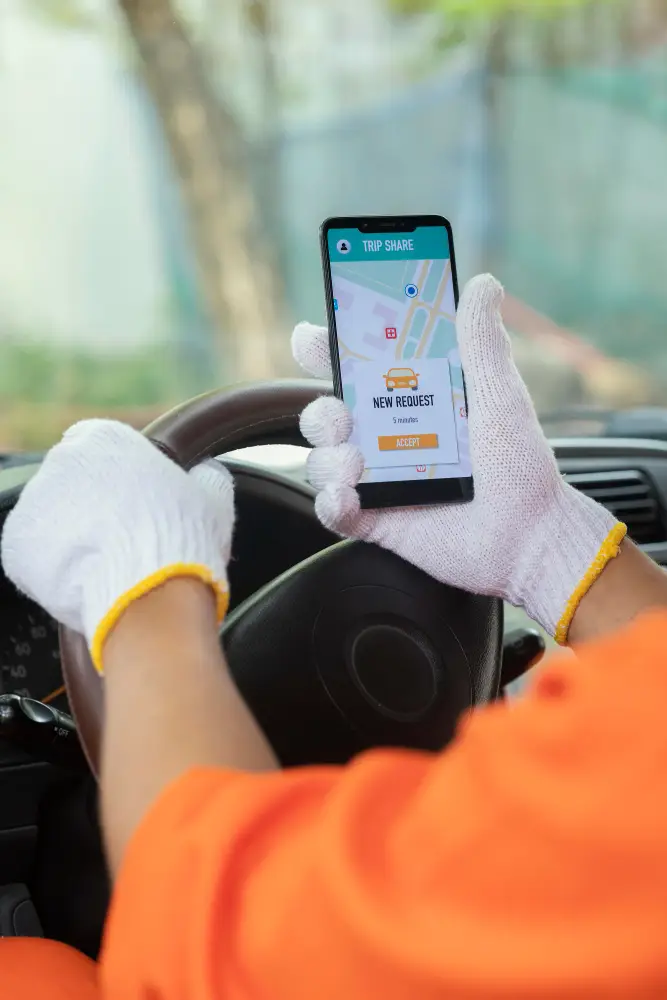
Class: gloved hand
1,420,234,673
292,274,626,642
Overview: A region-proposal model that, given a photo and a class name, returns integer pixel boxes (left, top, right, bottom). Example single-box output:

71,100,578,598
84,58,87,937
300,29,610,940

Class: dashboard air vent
564,469,666,545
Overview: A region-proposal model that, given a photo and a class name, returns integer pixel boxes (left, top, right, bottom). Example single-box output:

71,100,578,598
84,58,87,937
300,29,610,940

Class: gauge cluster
0,599,68,714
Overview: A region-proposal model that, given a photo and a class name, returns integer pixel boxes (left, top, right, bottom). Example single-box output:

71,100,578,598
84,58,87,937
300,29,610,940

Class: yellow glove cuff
90,563,230,674
554,522,627,645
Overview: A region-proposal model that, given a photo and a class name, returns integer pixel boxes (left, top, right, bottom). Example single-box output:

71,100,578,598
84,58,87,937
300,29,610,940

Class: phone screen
325,224,471,487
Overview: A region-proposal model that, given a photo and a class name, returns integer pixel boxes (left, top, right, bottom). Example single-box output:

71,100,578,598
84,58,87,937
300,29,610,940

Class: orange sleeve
100,611,667,1000
0,938,98,1000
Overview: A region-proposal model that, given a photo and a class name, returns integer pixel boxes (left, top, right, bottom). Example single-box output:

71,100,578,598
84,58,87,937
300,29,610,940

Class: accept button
378,433,439,451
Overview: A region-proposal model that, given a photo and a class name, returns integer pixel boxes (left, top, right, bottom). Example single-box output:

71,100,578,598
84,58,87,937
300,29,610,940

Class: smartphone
320,215,474,509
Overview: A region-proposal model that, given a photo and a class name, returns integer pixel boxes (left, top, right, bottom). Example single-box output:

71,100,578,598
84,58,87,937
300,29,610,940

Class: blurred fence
278,50,667,376
497,59,667,374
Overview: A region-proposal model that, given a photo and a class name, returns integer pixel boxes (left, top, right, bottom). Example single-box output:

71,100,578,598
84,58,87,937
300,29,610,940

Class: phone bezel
320,214,474,509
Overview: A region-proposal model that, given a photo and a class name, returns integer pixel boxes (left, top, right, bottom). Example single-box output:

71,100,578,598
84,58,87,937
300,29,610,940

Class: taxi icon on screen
383,367,419,391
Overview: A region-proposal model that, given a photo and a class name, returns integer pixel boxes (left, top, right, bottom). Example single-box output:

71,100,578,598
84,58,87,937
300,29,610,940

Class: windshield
1,0,666,453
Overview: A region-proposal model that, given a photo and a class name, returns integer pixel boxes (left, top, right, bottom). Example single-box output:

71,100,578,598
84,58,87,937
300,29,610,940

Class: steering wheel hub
348,621,439,719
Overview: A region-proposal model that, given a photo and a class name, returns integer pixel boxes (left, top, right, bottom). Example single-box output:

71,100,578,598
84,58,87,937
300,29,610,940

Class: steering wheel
59,379,503,775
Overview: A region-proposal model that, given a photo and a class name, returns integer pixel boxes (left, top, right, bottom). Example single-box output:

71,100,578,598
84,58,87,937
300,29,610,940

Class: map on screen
328,228,471,484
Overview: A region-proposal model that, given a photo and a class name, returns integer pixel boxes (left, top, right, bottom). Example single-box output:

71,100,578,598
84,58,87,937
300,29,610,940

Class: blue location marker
404,283,418,298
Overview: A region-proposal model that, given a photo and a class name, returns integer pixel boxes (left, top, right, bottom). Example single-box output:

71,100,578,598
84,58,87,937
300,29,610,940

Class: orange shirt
95,614,667,1000
90,611,667,997
3,937,98,1000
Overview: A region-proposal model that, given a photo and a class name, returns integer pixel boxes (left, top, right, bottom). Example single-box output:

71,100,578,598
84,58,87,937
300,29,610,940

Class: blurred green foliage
0,339,181,408
0,338,190,450
391,0,604,58
23,0,99,30
392,0,598,13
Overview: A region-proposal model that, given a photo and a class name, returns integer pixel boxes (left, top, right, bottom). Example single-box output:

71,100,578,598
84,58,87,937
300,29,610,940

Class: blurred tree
116,0,289,379
25,0,289,380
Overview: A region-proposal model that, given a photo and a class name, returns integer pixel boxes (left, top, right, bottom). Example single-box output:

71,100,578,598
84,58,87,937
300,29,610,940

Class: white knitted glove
292,274,626,642
1,420,234,672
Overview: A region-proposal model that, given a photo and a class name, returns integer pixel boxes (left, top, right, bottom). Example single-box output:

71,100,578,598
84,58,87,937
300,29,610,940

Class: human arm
0,422,277,878
102,577,276,876
569,535,667,642
99,608,667,1000
92,421,667,998
98,528,667,876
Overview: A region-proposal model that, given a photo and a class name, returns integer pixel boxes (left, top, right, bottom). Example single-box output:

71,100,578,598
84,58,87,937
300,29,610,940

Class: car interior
1,376,667,956
2,0,667,971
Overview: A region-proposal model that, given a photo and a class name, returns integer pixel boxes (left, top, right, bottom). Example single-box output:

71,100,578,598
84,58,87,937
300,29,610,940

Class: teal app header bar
327,226,450,262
